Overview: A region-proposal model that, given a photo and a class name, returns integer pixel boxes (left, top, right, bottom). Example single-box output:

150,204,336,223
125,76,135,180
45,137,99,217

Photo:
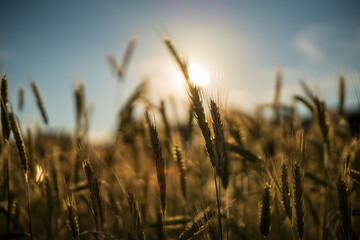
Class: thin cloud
295,26,327,62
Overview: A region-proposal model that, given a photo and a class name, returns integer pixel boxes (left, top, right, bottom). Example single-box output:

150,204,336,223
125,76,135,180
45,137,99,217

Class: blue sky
1,0,359,140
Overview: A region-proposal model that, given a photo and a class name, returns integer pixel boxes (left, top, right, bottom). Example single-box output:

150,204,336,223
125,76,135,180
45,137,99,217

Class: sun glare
189,63,210,86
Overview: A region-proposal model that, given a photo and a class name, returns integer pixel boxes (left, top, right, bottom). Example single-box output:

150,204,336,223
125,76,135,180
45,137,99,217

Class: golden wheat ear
83,160,104,233
64,194,80,240
173,145,186,199
144,111,166,217
280,163,292,221
9,112,28,175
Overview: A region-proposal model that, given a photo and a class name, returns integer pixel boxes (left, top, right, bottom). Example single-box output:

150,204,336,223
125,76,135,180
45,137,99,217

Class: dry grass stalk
259,184,271,239
145,111,166,217
280,163,292,221
293,162,305,239
30,81,49,125
83,160,104,232
336,178,353,240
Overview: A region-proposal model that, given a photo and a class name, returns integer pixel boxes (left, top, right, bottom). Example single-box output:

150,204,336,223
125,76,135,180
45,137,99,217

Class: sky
0,0,359,141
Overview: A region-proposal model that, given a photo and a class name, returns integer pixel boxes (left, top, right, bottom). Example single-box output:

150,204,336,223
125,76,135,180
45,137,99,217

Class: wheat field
0,38,359,240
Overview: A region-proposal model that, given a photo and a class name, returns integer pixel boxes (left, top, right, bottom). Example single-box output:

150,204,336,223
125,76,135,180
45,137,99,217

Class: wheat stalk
45,176,53,240
64,194,80,240
9,113,28,175
83,160,104,234
336,178,353,239
75,82,84,130
18,87,24,112
30,81,49,125
293,95,314,113
280,163,292,221
126,191,145,240
210,99,228,188
160,99,172,157
145,111,166,218
293,162,305,239
1,74,11,235
1,75,11,141
173,145,186,199
164,38,215,166
314,97,331,155
260,184,271,239
338,76,345,116
9,111,32,240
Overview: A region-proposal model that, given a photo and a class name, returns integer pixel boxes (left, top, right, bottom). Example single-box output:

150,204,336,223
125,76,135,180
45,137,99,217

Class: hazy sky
1,0,359,140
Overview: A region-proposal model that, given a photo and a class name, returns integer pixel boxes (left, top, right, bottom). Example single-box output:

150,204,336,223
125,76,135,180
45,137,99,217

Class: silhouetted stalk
6,141,10,234
213,168,223,240
25,175,33,240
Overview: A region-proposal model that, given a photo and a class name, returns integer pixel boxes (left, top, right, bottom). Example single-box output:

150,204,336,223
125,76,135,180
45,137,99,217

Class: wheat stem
213,168,223,240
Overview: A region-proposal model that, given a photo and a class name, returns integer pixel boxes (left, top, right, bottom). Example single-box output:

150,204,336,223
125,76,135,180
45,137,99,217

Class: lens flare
189,63,210,86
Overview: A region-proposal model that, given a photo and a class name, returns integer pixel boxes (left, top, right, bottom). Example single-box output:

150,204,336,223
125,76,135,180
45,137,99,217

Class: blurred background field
0,1,360,239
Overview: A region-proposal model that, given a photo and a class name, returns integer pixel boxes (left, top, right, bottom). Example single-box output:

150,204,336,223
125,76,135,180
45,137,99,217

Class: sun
188,63,210,86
